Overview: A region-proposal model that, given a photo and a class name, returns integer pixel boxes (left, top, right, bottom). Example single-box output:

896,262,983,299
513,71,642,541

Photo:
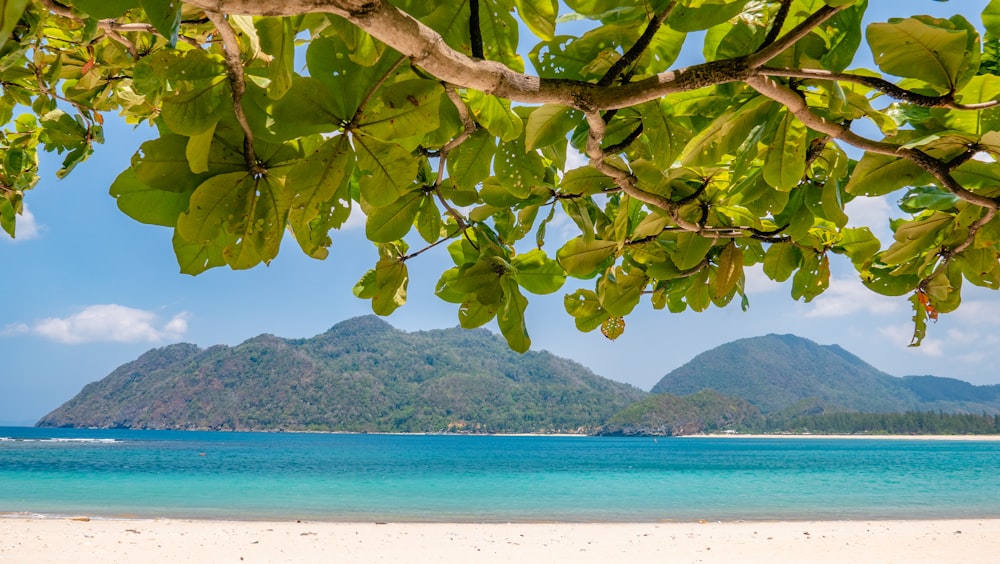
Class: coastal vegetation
37,318,1000,436
37,316,645,433
4,2,1000,351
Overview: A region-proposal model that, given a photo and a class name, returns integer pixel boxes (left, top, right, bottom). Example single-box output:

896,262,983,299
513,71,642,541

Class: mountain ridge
652,333,1000,415
37,316,645,433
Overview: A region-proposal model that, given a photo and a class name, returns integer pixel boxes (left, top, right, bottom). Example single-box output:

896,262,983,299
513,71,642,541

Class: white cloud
1,204,41,242
878,323,944,357
845,196,893,241
743,264,781,294
803,276,901,318
6,305,189,344
565,148,589,170
951,300,1000,326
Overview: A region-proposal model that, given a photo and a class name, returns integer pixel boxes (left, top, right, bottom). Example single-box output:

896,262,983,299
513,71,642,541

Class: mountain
651,334,1000,415
37,316,645,433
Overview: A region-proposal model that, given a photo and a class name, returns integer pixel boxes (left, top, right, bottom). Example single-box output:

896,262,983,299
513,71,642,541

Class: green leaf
415,196,443,244
879,212,954,266
467,90,523,142
762,111,807,191
867,17,972,91
714,241,743,299
458,299,499,328
161,76,229,137
185,125,215,174
177,171,290,269
172,230,226,275
359,79,445,143
353,134,417,207
600,317,626,340
763,242,800,282
556,237,617,277
644,101,692,168
365,191,423,243
898,186,960,213
0,0,28,41
286,135,355,258
512,249,566,294
446,129,495,191
70,0,137,19
266,77,344,141
986,0,1000,36
598,268,647,316
371,256,409,316
110,168,190,227
515,0,557,40
667,0,751,33
140,0,182,47
306,35,406,120
524,104,580,151
256,17,296,100
833,227,881,267
559,166,616,196
844,152,929,197
177,172,288,269
791,252,830,302
564,289,610,332
671,231,715,270
680,96,776,166
497,278,531,353
494,136,545,198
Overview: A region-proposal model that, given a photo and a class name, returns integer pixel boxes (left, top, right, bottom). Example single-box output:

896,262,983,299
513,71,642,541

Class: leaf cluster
5,0,1000,349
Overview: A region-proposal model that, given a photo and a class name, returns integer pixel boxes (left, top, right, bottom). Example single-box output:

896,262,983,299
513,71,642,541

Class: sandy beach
2,517,998,563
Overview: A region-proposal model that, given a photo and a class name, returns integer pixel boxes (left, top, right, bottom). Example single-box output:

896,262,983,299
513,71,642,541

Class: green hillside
651,334,1000,415
37,316,645,433
598,390,763,436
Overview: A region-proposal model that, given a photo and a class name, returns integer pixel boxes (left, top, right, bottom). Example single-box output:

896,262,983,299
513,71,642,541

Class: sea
2,427,1000,523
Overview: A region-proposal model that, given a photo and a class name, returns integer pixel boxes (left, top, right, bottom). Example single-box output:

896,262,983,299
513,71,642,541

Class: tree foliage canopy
3,0,1000,351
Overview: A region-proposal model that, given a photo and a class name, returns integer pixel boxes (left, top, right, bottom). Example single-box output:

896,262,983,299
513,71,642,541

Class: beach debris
69,516,90,522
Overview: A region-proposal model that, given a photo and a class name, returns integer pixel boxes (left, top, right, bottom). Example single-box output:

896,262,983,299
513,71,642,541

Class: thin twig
746,4,845,67
598,1,677,87
746,75,1000,211
758,0,793,50
917,208,998,294
760,67,1000,110
469,0,484,59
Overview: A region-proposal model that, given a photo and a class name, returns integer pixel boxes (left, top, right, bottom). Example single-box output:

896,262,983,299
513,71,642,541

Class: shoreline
682,433,1000,440
2,516,998,562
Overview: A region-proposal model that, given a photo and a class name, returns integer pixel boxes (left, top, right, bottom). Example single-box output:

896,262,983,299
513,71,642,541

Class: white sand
2,517,998,563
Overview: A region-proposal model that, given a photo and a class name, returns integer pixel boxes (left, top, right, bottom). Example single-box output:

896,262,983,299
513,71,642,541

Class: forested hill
651,334,1000,415
37,316,645,433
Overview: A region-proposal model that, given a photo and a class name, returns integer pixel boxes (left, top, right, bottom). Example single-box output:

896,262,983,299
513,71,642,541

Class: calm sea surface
2,427,999,522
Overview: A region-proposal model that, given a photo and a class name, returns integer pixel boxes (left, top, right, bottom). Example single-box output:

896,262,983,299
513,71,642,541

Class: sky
2,1,998,426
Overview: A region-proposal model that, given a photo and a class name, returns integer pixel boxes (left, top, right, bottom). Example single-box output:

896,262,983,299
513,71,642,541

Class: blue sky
2,1,997,426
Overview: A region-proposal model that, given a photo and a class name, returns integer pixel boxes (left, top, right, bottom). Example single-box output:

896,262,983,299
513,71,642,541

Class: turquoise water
2,427,1000,522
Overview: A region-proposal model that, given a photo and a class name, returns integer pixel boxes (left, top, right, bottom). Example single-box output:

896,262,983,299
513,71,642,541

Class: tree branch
746,75,1000,211
584,111,748,238
758,0,793,50
760,67,1000,110
746,4,845,68
598,1,677,87
469,0,484,59
205,11,262,176
917,208,998,294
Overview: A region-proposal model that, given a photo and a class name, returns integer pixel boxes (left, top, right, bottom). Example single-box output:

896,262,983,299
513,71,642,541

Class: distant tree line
765,411,1000,435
